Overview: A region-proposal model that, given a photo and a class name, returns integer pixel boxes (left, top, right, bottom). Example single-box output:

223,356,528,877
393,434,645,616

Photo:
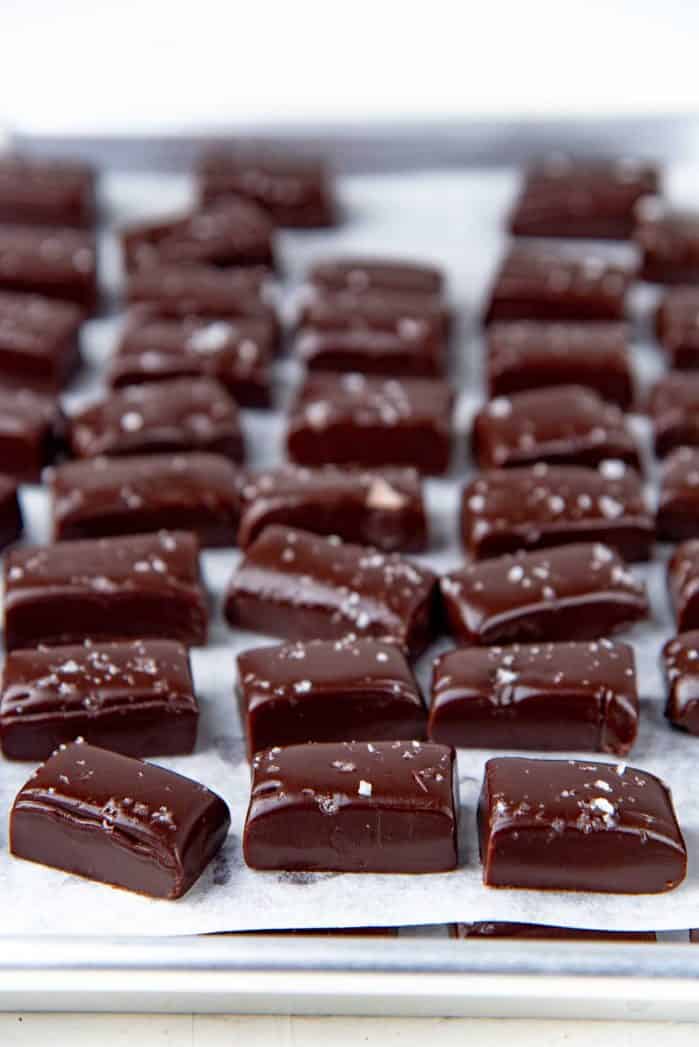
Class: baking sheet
0,166,697,935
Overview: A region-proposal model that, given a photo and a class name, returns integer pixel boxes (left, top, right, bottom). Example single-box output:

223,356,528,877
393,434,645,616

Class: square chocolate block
10,741,229,898
649,372,699,457
0,156,95,228
461,462,654,561
486,321,633,408
121,199,275,272
0,639,198,760
483,246,632,325
50,453,243,547
124,264,277,329
509,157,659,240
452,922,656,942
238,465,427,552
0,387,65,483
109,311,274,407
286,374,453,475
0,224,98,311
479,757,687,893
4,531,207,650
243,740,458,873
472,386,641,471
68,377,244,462
662,631,699,735
667,540,699,633
295,328,444,377
441,542,648,645
309,257,444,296
429,640,638,754
300,289,450,344
0,474,22,550
199,147,337,228
237,637,426,756
656,288,699,369
657,447,699,541
634,200,699,283
0,291,83,392
224,525,438,657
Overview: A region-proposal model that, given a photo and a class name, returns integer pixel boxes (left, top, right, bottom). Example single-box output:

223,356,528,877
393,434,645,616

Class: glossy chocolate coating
237,465,427,552
0,291,83,392
0,474,22,550
479,756,687,893
453,922,656,942
238,637,426,756
50,453,242,547
286,373,453,475
657,447,699,541
461,462,653,561
244,740,458,873
483,247,631,325
295,327,444,378
4,531,207,650
441,542,648,645
0,640,198,760
309,258,444,296
0,156,95,228
0,224,97,310
486,321,633,408
109,311,274,407
199,148,337,228
10,741,230,898
655,288,699,369
662,631,699,735
125,262,275,319
0,387,65,483
121,199,275,272
300,289,449,346
69,378,244,462
472,386,641,471
668,540,699,633
649,372,699,457
509,157,659,240
224,525,437,657
429,641,638,754
634,201,699,284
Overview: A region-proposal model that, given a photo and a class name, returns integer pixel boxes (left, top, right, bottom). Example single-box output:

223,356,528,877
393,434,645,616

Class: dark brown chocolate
472,386,641,471
295,327,444,377
10,741,229,898
0,387,65,483
461,462,653,561
634,199,699,284
68,378,244,462
286,373,453,475
453,922,656,942
237,637,426,756
4,531,207,650
479,756,687,893
224,525,437,657
668,540,699,633
0,290,83,392
441,542,648,645
1,640,198,760
50,453,242,547
486,321,633,408
0,224,97,310
309,258,444,296
656,288,699,369
649,372,699,457
662,631,699,735
429,641,638,754
237,465,427,552
0,156,95,228
300,288,450,343
244,740,458,873
657,447,699,542
0,473,22,550
124,263,276,325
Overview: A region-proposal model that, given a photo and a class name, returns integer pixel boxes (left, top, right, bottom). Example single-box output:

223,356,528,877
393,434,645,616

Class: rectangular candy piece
0,224,97,310
125,264,277,327
1,640,198,760
238,465,427,552
225,525,437,657
472,386,641,471
656,288,699,368
10,741,229,898
121,199,275,273
657,447,699,541
634,200,699,283
461,462,654,561
483,247,631,325
662,631,699,735
667,540,699,633
286,374,453,475
478,756,687,893
300,289,450,343
0,156,95,228
441,542,648,646
309,257,444,296
0,474,22,550
509,157,659,240
295,328,444,378
429,641,638,754
0,291,83,392
0,387,65,483
4,531,207,650
68,377,244,462
244,740,458,873
452,922,656,942
486,321,633,408
237,638,426,757
50,453,242,547
649,372,699,457
109,312,274,407
199,148,337,228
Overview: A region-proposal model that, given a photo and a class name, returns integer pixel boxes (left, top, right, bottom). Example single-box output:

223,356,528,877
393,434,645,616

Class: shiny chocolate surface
0,223,97,310
662,630,699,735
0,290,83,391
